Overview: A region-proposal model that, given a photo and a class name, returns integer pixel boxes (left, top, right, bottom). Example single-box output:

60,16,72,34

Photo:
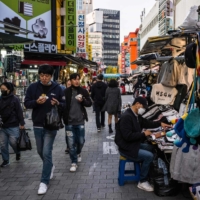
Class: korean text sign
77,11,86,53
66,0,76,51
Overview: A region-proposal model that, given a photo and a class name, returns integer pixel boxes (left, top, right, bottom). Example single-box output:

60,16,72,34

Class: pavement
0,95,191,200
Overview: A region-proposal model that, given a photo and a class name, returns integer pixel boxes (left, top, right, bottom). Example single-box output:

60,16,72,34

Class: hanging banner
66,0,76,52
76,10,86,55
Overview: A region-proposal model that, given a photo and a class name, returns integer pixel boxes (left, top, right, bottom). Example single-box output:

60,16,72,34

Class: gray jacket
102,87,122,115
170,144,200,184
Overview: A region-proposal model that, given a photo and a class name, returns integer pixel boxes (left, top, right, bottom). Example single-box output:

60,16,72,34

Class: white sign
24,42,57,54
77,10,86,53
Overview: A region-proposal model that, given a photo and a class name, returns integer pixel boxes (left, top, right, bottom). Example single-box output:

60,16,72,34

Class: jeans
95,104,105,128
0,127,20,161
120,143,154,182
65,125,85,164
33,128,57,185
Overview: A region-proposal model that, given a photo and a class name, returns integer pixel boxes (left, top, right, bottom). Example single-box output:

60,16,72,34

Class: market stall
122,6,200,198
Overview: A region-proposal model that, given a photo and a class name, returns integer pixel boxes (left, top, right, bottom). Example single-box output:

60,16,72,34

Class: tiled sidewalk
0,96,190,200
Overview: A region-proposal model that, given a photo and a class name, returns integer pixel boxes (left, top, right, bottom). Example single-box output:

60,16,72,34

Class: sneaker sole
0,163,10,167
137,185,154,192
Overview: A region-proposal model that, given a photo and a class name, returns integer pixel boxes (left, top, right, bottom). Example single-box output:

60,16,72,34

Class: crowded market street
0,95,185,200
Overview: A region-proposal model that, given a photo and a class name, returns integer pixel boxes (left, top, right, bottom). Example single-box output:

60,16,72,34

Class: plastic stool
118,155,141,186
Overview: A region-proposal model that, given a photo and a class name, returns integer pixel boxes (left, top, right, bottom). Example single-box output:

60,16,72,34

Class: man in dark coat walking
91,74,107,132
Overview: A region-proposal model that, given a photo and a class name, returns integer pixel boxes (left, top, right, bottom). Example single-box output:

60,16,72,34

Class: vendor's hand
144,130,152,136
51,98,59,105
36,97,47,104
161,122,172,129
77,97,83,102
20,125,25,129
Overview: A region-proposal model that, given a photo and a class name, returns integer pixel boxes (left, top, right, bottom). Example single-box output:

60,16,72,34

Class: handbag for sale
17,129,32,151
44,105,64,130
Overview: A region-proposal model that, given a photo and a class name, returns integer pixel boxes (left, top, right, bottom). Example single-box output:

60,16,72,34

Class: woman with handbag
102,79,122,133
0,82,25,167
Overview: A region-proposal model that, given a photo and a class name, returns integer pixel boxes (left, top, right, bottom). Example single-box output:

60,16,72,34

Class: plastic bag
154,177,180,197
17,129,32,151
44,105,64,130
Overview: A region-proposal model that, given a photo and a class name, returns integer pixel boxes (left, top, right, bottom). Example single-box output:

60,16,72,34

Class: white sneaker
77,154,82,163
50,165,55,180
38,183,48,195
70,163,78,172
137,181,154,192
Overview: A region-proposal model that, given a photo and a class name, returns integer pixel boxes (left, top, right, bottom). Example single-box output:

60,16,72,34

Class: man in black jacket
115,97,171,192
63,73,92,172
91,74,107,132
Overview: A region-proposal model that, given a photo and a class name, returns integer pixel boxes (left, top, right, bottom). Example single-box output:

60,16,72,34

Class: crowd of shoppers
0,65,169,195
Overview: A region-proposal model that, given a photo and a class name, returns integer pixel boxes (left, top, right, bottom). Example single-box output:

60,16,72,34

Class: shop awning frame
21,60,66,66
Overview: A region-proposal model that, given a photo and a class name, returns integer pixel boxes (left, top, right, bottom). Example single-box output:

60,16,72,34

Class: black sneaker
16,153,21,161
101,125,105,128
0,160,10,167
97,128,101,132
65,149,69,154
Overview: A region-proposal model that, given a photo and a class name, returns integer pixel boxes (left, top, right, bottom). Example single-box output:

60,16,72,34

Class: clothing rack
156,56,185,62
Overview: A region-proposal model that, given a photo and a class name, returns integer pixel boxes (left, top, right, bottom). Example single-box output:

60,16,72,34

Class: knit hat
133,97,148,109
185,43,197,69
0,82,14,92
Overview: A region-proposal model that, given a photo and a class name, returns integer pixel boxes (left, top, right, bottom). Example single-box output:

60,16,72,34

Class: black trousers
95,104,105,129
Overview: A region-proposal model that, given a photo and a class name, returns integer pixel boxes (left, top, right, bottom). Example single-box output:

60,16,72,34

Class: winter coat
115,108,161,158
0,94,25,128
102,87,122,115
24,81,65,127
63,86,92,125
91,81,107,106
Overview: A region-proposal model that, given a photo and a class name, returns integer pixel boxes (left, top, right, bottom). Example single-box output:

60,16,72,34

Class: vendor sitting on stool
115,97,171,192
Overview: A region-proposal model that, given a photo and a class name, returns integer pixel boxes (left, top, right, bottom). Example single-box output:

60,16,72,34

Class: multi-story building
83,0,93,16
140,1,159,50
88,32,103,64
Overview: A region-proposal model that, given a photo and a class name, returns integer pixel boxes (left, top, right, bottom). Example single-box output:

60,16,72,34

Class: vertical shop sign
66,0,76,52
121,46,125,74
76,10,86,55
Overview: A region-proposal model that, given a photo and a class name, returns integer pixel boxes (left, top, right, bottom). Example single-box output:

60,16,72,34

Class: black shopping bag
17,129,32,151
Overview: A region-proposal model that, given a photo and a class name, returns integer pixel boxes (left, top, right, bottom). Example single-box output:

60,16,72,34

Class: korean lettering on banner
24,42,57,53
121,46,125,73
66,0,76,51
77,11,86,54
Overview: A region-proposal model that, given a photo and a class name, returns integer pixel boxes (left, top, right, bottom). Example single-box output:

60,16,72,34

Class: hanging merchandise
185,42,197,69
160,59,180,87
170,145,200,184
197,32,200,77
151,83,178,105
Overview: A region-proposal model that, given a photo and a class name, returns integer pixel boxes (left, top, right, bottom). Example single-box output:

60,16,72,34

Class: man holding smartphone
24,65,65,195
63,73,92,172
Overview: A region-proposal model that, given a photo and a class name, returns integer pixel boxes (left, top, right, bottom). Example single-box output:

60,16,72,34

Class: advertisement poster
121,46,125,74
0,0,52,42
66,0,76,52
76,10,86,55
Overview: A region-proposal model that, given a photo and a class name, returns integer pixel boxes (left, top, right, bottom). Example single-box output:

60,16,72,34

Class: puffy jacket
115,108,161,158
0,94,25,128
91,81,107,106
24,81,65,127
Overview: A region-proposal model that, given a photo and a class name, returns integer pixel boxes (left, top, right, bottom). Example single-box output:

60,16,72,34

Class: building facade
83,0,93,16
95,8,120,67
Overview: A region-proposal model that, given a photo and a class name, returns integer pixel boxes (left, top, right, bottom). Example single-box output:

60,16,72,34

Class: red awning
21,60,66,66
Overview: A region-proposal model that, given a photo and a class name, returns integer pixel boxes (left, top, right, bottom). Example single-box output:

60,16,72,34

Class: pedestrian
63,73,92,172
65,78,71,154
0,82,25,167
91,78,97,113
65,79,71,88
91,74,107,132
115,97,172,192
24,65,65,195
102,79,122,134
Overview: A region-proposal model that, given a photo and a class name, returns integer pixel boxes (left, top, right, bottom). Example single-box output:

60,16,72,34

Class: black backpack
173,84,187,111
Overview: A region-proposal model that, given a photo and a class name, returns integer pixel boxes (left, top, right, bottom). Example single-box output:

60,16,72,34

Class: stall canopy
21,52,98,68
140,35,173,55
